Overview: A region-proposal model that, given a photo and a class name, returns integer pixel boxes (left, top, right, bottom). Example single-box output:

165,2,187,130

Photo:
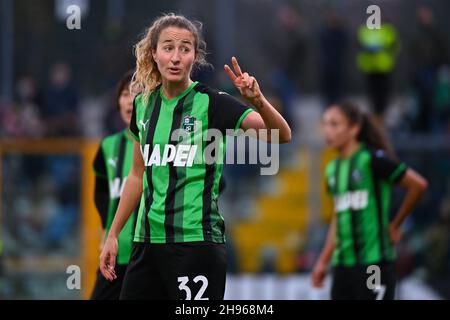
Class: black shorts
120,241,227,300
90,264,128,300
331,262,396,300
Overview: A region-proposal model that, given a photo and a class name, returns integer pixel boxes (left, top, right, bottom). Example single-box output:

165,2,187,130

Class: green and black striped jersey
325,143,408,267
129,81,253,244
93,130,138,264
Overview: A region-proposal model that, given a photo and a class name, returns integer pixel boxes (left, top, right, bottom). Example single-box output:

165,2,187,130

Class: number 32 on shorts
177,275,209,300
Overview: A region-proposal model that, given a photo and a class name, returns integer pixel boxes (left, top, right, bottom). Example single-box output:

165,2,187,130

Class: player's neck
125,129,133,140
161,78,193,101
340,140,360,158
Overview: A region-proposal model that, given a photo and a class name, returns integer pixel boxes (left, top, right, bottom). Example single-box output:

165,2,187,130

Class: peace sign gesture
224,57,262,105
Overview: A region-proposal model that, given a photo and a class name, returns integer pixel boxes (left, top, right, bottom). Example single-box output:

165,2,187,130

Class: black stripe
143,95,162,240
202,159,216,242
348,154,361,264
164,96,187,242
116,134,127,179
373,176,387,262
334,159,342,265
202,89,222,242
131,201,140,242
107,134,127,228
129,132,140,241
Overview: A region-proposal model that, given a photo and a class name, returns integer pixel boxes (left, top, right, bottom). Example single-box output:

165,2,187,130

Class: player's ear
152,49,157,63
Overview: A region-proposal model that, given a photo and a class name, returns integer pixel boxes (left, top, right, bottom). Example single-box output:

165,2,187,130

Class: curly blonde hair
131,13,209,102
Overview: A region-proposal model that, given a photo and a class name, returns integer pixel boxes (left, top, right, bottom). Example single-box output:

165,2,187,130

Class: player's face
322,106,358,150
153,27,196,84
119,86,135,126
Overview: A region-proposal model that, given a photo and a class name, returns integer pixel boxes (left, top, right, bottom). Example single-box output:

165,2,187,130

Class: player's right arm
311,215,336,288
92,144,109,250
100,140,144,281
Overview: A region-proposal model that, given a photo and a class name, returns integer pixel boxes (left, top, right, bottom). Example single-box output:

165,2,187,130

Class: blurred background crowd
0,0,449,299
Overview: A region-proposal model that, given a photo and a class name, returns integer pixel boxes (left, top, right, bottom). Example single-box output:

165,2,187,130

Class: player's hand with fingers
100,236,118,281
224,56,262,106
311,260,328,288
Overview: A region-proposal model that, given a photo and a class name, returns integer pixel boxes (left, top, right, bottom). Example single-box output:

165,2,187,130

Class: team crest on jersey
182,115,196,133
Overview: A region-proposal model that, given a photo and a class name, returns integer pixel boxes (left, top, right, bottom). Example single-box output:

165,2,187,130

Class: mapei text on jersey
141,144,198,167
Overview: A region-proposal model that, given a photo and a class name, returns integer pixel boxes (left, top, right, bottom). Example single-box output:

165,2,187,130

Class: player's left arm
390,168,428,243
372,151,428,243
224,57,291,143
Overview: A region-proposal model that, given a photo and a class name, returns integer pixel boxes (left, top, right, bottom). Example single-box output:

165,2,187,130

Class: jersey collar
159,81,198,105
340,142,364,160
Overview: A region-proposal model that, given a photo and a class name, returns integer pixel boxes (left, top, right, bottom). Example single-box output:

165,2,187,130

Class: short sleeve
208,90,253,135
93,144,107,179
371,149,407,184
129,95,140,142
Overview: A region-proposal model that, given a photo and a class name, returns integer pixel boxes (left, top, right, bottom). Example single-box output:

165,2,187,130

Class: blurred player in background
90,71,138,299
311,102,428,299
99,13,291,300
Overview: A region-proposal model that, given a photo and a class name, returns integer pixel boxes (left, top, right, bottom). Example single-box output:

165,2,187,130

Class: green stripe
234,108,253,132
348,152,361,264
182,92,209,241
135,186,148,241
209,136,226,242
135,92,157,241
104,134,121,232
173,90,196,242
356,151,379,264
337,159,357,266
116,135,135,264
149,101,176,243
331,160,341,266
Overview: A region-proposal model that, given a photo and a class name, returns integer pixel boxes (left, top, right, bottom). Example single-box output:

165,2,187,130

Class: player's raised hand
224,57,261,105
99,236,118,281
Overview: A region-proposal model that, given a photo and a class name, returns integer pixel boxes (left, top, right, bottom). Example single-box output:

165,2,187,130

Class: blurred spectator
42,63,80,137
43,177,79,249
433,66,450,133
423,181,450,292
319,10,348,105
267,4,308,132
410,6,449,132
357,19,400,117
0,76,44,138
15,76,45,137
